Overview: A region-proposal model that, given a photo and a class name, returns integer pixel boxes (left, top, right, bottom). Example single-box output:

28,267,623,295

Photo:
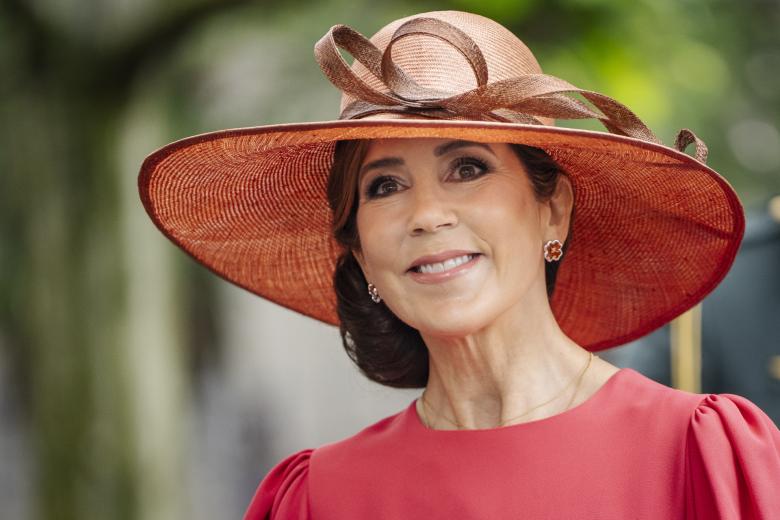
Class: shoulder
242,406,411,520
603,369,780,518
613,367,779,434
312,404,411,466
686,391,780,458
243,449,313,520
609,367,704,418
589,367,776,456
684,392,780,518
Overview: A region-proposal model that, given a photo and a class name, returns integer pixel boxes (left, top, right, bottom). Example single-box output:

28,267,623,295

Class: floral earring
544,239,563,262
367,282,382,303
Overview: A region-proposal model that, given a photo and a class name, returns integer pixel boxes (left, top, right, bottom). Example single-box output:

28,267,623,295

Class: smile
407,253,482,284
414,254,476,273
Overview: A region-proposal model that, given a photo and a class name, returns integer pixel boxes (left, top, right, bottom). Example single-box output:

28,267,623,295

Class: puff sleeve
685,394,780,519
243,449,313,520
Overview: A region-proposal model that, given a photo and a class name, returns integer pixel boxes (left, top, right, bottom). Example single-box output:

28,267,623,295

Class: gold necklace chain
420,352,595,430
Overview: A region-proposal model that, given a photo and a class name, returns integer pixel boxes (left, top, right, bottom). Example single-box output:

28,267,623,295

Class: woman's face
353,138,572,337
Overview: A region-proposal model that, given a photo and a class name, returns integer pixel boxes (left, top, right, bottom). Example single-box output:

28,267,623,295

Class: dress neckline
407,367,633,434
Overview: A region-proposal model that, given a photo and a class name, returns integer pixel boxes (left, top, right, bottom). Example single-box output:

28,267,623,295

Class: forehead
365,137,449,153
363,138,503,160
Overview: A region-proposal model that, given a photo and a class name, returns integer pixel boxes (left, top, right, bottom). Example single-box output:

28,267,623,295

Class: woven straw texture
139,11,744,350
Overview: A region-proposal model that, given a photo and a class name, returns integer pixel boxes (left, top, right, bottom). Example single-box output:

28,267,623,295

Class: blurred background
1,0,778,518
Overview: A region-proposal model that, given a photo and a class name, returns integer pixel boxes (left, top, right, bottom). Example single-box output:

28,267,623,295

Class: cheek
355,207,414,320
355,206,398,276
477,185,544,278
475,181,541,243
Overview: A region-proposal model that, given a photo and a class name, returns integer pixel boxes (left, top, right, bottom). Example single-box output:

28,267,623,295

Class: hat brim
139,118,744,350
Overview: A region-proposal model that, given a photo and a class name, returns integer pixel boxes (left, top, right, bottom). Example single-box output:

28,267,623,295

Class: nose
406,181,458,236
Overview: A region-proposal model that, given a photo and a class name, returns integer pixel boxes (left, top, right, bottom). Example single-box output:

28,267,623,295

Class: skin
353,137,621,430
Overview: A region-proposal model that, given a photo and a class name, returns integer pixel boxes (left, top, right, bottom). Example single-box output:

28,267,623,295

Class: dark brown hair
327,139,574,388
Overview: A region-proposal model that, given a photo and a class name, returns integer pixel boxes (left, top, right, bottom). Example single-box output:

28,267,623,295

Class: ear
543,175,574,243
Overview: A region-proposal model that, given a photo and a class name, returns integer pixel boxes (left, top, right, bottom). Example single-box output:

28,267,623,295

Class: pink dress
243,368,780,519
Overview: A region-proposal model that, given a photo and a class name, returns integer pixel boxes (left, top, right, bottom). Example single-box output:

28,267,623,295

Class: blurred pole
670,305,702,392
769,196,780,384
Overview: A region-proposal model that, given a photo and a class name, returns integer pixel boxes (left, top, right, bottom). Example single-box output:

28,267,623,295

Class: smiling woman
138,9,780,520
329,138,572,388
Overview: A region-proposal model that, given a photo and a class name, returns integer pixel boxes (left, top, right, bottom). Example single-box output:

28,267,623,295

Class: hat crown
339,11,544,116
316,10,666,139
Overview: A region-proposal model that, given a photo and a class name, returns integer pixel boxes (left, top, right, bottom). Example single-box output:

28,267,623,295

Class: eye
365,175,402,199
450,157,490,181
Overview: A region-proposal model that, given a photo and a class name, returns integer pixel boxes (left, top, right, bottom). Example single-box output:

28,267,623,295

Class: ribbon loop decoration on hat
314,18,709,163
674,128,709,163
379,17,490,102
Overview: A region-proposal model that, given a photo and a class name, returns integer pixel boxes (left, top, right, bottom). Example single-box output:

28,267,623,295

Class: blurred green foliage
0,0,777,518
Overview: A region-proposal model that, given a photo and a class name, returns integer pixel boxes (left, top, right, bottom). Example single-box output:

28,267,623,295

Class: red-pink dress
243,368,780,519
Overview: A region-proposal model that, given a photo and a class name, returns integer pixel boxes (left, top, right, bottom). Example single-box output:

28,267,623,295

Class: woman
138,10,780,519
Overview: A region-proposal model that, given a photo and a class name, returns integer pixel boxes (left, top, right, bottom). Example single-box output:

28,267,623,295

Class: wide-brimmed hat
138,10,744,350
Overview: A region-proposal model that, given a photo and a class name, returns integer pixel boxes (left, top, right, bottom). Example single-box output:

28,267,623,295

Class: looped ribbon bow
314,17,708,163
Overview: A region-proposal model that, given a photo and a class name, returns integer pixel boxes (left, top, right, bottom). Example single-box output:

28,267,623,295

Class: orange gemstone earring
544,239,563,262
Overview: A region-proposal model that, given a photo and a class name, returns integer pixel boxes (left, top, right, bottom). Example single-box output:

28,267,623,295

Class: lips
407,250,481,272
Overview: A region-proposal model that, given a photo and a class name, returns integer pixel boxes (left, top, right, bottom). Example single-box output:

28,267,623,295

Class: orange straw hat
138,10,744,350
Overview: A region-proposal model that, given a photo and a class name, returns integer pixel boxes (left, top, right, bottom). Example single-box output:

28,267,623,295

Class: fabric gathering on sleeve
243,449,313,520
685,393,780,519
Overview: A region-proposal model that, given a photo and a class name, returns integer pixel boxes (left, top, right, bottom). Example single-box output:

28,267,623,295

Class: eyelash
364,156,491,199
451,157,490,181
365,175,400,199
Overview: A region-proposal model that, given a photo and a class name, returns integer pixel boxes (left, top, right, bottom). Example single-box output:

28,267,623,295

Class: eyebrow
359,157,404,179
433,140,495,157
358,140,496,179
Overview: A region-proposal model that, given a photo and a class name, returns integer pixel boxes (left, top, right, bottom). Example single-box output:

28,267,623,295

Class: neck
418,297,595,430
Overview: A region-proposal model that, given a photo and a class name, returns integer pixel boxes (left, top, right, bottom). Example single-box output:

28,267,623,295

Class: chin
408,308,494,339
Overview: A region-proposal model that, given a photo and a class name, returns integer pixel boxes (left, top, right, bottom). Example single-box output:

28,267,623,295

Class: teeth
417,254,474,274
